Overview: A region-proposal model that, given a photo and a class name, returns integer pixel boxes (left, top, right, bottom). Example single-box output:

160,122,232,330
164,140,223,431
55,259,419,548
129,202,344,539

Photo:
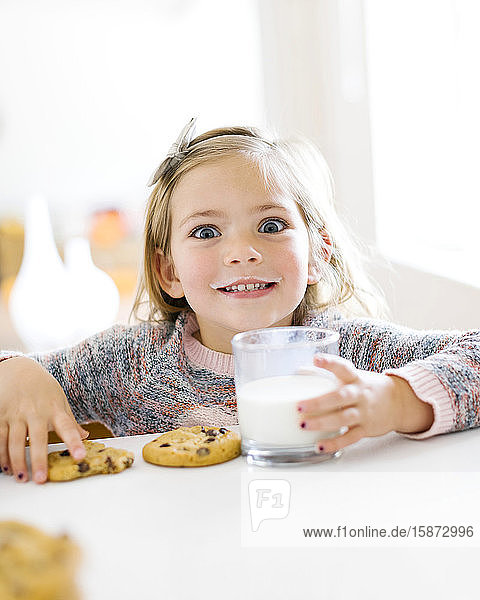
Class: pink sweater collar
183,312,235,377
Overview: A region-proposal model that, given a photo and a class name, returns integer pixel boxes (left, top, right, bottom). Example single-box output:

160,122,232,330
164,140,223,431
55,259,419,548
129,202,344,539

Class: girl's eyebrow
179,203,290,228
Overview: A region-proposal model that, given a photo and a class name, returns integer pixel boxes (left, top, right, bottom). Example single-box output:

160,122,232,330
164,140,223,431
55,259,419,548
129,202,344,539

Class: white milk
237,374,337,446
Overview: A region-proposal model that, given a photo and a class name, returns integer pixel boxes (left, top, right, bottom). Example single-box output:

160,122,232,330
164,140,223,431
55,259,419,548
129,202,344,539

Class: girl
1,118,479,484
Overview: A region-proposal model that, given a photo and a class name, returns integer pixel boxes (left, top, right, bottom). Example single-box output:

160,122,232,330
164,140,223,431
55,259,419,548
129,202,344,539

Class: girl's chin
225,313,294,333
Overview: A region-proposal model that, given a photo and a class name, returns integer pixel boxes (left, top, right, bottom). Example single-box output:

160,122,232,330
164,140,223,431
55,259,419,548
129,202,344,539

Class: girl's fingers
0,422,11,475
27,420,49,484
315,425,365,453
300,406,360,432
8,422,28,482
298,383,358,415
314,354,359,385
53,414,87,461
62,400,89,439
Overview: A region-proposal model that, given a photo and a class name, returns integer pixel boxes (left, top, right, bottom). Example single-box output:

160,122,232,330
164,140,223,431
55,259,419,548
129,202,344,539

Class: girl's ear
307,264,321,285
154,249,184,298
319,229,333,262
307,229,333,285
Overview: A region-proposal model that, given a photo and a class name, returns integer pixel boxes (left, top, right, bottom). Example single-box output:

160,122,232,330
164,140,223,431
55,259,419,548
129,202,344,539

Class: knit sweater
1,309,479,439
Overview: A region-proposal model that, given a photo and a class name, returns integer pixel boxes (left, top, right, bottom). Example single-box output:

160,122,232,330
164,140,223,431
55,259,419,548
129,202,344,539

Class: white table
2,427,480,599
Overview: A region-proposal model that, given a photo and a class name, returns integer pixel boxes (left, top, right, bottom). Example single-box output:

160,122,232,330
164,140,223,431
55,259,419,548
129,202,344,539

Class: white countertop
2,427,480,599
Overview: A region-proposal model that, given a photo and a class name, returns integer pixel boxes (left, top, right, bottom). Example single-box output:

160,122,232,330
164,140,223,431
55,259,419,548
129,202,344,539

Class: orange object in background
0,218,25,304
89,208,129,248
104,266,138,297
0,218,24,279
88,208,139,301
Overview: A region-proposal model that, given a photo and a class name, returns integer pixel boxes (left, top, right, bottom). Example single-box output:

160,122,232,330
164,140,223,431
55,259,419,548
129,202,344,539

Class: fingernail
297,405,303,412
17,472,26,481
318,445,325,452
300,421,306,429
2,465,8,473
35,471,46,483
73,449,85,460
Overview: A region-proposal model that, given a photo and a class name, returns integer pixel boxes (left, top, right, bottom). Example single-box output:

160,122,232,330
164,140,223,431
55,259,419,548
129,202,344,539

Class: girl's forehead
170,155,299,219
173,155,265,195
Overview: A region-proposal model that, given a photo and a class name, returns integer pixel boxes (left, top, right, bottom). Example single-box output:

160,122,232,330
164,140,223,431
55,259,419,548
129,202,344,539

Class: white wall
0,0,264,235
258,0,480,330
371,260,480,330
1,0,478,332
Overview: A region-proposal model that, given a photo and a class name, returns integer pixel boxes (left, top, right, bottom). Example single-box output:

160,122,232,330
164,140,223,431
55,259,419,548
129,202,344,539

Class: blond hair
132,125,387,325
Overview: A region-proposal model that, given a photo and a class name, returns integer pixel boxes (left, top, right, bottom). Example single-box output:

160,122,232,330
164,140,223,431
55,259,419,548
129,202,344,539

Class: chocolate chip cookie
142,426,241,467
0,520,81,600
47,440,134,481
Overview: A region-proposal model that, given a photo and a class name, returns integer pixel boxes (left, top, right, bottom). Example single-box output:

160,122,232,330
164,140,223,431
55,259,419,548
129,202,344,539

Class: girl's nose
223,241,263,266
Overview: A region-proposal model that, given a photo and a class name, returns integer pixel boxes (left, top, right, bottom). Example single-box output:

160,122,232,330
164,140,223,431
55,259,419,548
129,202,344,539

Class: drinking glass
232,326,343,466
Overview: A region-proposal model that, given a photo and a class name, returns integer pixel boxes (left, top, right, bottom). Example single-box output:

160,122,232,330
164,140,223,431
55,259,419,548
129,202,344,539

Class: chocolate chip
205,429,217,436
159,443,170,447
60,450,70,457
201,427,206,433
105,456,114,472
98,449,106,452
219,428,228,434
196,447,210,456
77,461,89,473
206,437,216,443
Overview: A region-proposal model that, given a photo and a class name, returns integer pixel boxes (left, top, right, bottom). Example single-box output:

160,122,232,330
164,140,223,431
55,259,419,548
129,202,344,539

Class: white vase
9,195,73,352
63,236,120,342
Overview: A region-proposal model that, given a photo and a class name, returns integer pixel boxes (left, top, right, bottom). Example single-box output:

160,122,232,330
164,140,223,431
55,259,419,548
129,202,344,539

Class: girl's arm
299,316,480,451
1,325,135,426
338,318,480,436
0,322,157,483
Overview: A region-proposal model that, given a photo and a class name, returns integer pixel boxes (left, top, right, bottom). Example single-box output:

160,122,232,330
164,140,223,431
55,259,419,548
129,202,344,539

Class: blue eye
190,225,221,239
259,219,288,234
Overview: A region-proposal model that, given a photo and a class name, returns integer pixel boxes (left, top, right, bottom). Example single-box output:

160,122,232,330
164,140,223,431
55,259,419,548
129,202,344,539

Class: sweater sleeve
0,323,158,433
337,317,480,438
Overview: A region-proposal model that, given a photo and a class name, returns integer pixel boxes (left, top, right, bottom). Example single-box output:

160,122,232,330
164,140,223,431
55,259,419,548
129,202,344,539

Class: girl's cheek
184,260,214,289
282,246,309,275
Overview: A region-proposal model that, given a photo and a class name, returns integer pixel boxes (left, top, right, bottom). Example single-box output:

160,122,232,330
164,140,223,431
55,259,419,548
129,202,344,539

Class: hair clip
147,116,198,187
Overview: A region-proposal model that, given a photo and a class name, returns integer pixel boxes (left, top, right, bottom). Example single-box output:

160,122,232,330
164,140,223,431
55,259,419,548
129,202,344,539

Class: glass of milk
231,326,342,466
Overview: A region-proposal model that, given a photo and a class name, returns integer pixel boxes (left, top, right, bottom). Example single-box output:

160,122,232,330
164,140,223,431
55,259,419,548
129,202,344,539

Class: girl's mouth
217,282,277,298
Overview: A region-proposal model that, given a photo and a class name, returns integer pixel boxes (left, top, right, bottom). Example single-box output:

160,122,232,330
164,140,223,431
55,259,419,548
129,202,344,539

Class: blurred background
1,0,479,353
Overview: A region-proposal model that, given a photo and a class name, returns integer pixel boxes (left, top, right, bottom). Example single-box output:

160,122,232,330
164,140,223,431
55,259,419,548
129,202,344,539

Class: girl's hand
0,357,89,484
297,354,435,453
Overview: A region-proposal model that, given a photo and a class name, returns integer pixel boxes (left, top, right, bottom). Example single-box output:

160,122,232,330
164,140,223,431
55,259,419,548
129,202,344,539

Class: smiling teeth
224,283,270,292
